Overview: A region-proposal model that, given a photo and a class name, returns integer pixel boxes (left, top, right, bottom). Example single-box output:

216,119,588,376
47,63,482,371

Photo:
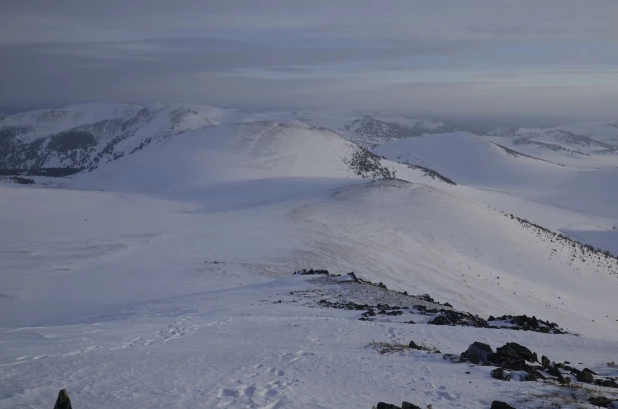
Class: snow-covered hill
373,131,618,219
0,103,216,170
485,121,618,168
1,103,618,409
0,104,452,174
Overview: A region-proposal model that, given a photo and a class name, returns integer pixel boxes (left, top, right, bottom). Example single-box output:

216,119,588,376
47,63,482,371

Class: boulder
491,401,516,409
541,355,550,368
491,367,506,380
409,341,421,350
461,342,494,364
546,365,566,384
577,370,594,384
496,343,538,363
53,390,72,409
377,403,401,409
589,396,613,407
401,402,421,409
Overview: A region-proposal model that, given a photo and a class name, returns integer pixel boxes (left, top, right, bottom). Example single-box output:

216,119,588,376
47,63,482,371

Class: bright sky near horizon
1,0,617,119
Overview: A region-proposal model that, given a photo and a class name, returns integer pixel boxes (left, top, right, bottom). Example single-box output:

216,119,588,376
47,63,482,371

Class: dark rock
363,309,377,317
377,402,401,409
577,370,594,384
491,401,516,409
428,310,488,328
401,402,421,409
595,378,618,388
525,369,547,381
546,365,566,384
496,343,538,363
541,355,550,368
346,272,359,282
492,342,538,370
487,314,567,334
491,367,505,380
294,269,329,276
53,390,72,409
589,396,613,407
409,341,421,350
461,342,494,364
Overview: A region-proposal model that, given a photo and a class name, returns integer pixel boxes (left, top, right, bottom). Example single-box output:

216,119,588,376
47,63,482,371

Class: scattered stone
577,369,594,384
491,401,516,409
595,378,618,388
428,310,488,328
589,396,613,408
294,269,329,275
492,342,538,371
408,341,421,350
488,314,568,334
376,402,401,409
546,365,567,384
53,390,72,409
491,367,506,380
461,342,494,364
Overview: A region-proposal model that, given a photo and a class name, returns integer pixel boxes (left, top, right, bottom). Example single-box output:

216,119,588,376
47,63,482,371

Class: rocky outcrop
491,401,516,409
53,389,72,409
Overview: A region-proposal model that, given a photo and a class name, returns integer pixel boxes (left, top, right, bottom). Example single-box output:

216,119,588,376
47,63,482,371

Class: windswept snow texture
1,104,618,409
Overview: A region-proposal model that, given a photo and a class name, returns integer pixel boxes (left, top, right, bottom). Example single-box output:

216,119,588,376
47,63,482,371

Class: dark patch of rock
488,314,568,334
401,402,421,409
53,389,72,409
294,269,329,275
595,378,618,388
491,401,516,409
461,342,494,364
428,310,488,328
491,367,506,380
376,402,401,409
577,370,594,384
589,396,613,407
541,355,550,368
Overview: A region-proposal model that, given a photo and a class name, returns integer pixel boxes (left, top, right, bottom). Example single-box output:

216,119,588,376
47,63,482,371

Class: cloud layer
1,0,617,119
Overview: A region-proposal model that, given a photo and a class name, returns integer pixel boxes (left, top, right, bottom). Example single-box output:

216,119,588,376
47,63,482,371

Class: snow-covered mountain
1,103,618,409
485,121,618,168
0,104,452,173
0,103,216,170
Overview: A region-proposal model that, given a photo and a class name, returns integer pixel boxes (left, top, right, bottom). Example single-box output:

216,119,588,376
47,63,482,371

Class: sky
1,0,617,120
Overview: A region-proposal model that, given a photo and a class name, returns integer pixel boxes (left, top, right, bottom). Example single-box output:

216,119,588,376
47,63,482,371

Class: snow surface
1,104,618,409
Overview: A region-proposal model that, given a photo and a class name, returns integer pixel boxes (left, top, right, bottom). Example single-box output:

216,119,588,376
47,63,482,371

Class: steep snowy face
0,103,216,171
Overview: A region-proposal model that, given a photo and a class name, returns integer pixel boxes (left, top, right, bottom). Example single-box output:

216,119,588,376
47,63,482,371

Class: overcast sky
1,0,617,119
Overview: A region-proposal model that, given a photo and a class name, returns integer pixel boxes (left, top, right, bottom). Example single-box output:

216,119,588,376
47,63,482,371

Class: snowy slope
2,104,618,409
373,131,618,218
0,103,217,170
486,121,618,169
1,182,618,409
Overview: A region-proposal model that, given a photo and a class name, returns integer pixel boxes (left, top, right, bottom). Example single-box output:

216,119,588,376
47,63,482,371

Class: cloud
0,0,617,119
